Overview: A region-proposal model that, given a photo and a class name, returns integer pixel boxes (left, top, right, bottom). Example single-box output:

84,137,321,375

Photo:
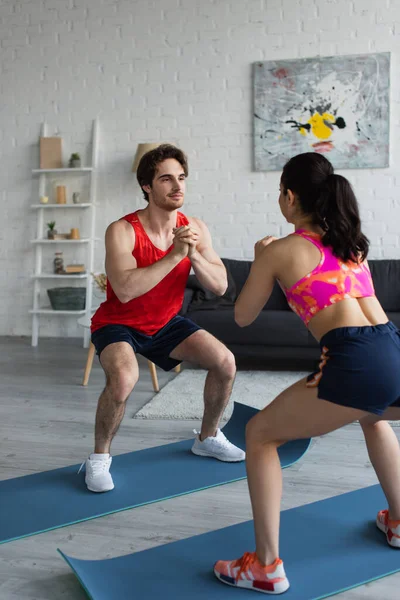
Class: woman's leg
244,377,368,565
359,409,400,520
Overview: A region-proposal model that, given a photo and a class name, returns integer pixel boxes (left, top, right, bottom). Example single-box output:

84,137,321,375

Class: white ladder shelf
30,119,99,347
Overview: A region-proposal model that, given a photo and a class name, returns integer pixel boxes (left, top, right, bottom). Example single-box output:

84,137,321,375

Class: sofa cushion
386,312,400,330
222,258,251,293
263,282,290,311
186,258,400,316
369,260,400,311
179,288,195,315
187,309,309,347
186,259,236,311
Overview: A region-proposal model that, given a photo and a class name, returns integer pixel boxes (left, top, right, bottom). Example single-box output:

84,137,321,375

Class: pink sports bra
282,229,375,325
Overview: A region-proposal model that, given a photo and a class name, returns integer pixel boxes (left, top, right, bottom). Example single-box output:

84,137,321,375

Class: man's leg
170,329,235,438
169,329,244,461
95,341,139,453
85,341,139,492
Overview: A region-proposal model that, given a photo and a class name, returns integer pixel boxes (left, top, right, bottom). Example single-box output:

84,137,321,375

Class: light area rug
135,369,308,421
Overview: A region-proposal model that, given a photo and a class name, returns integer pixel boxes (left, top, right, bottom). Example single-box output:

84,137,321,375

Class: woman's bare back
274,234,388,342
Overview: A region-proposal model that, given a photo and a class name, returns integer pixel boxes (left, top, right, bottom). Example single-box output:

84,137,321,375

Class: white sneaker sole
86,481,115,493
376,518,400,548
214,569,290,594
191,447,245,462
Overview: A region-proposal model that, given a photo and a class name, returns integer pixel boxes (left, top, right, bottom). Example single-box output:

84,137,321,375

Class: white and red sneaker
214,551,289,594
376,509,400,548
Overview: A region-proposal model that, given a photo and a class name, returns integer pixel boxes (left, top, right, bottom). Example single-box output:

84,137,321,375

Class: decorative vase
72,192,81,204
70,228,80,240
48,229,57,239
56,185,66,204
54,251,64,274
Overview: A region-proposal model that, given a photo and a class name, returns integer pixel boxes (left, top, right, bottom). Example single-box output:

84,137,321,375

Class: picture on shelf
39,137,62,169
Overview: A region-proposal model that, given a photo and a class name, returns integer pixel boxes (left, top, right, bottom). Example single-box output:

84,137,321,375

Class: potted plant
47,221,57,239
92,272,107,293
69,153,81,168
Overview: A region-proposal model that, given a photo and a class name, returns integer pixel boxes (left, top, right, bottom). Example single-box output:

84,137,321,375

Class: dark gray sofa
181,259,400,367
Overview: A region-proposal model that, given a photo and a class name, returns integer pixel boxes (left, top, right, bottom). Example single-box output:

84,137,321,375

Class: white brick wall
1,0,399,337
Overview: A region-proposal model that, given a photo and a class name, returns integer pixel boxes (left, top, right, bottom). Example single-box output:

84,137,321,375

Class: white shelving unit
30,119,99,348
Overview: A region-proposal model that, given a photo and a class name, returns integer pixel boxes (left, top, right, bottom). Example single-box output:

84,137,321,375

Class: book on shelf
52,233,70,240
65,264,86,273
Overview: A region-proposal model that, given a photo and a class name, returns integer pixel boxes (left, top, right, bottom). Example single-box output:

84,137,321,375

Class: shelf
31,273,88,279
29,308,86,315
32,168,93,174
31,203,93,209
30,238,90,244
31,118,99,347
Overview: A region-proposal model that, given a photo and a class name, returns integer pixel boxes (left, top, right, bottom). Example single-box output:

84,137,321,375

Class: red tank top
91,211,191,335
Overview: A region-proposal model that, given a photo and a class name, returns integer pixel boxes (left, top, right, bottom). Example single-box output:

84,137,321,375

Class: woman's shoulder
273,233,304,251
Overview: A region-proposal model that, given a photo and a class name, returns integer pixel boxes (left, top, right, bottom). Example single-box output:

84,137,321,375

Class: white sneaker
82,453,114,493
191,429,245,462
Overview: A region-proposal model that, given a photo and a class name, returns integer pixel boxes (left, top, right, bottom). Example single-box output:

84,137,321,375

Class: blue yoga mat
0,402,310,545
59,484,398,600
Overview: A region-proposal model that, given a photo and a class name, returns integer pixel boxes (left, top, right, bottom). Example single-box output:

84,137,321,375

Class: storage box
47,287,86,310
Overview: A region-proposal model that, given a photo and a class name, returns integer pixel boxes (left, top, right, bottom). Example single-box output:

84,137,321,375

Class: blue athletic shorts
91,315,201,371
306,321,400,415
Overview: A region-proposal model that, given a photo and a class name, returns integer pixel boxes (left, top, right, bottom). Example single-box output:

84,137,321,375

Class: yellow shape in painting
308,112,335,140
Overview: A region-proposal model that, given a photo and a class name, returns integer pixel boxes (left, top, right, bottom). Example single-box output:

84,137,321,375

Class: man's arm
185,217,228,296
105,220,187,304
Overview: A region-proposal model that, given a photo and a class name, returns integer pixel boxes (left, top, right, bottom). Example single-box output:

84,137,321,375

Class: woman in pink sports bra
214,153,400,594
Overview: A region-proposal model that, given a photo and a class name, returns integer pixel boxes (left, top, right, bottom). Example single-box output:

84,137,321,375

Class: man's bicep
104,221,137,284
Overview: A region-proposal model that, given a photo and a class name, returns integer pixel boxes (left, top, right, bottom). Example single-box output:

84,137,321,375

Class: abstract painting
253,52,390,171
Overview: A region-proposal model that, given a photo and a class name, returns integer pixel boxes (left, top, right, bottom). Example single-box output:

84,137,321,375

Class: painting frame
253,52,390,171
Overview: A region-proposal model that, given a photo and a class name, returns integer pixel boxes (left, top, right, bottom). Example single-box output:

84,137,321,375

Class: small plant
47,221,57,239
69,152,81,168
92,272,107,293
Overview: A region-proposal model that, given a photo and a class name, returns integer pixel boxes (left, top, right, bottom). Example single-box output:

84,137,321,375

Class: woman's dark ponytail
281,153,369,263
314,174,369,262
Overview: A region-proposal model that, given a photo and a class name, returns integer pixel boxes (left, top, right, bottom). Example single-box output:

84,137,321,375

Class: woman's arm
235,236,279,327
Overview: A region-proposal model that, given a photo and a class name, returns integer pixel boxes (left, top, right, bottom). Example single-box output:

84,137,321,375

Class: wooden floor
0,336,399,599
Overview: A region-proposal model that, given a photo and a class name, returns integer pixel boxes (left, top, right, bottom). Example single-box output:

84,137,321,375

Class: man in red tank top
85,144,245,492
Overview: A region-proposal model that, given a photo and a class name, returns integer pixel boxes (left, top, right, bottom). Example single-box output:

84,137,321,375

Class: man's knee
106,369,138,402
213,347,236,378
